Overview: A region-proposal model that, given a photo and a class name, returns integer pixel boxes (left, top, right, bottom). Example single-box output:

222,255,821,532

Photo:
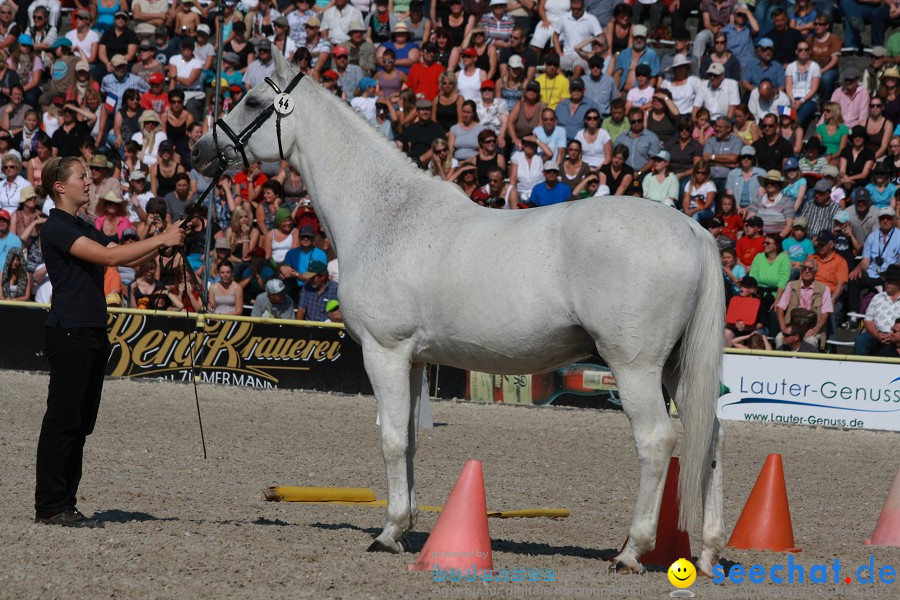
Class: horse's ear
272,46,291,79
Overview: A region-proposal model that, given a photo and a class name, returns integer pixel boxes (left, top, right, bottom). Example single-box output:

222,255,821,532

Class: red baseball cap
480,79,495,90
149,72,164,84
0,209,10,221
462,47,478,58
322,69,339,81
333,45,348,57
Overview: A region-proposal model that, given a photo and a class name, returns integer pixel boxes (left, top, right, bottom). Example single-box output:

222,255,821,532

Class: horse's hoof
695,559,718,578
609,559,645,575
367,539,401,554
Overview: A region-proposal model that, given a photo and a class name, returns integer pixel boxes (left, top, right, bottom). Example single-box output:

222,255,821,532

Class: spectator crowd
0,0,898,355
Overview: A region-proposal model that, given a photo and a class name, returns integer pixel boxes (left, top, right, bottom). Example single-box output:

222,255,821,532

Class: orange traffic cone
408,460,494,575
728,454,801,552
865,466,900,546
630,457,692,566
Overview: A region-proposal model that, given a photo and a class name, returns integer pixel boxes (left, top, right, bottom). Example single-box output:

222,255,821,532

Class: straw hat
757,170,785,186
101,190,126,203
138,110,161,125
19,186,38,204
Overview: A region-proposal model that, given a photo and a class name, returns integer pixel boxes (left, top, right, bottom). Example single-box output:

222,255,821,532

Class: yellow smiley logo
667,558,697,589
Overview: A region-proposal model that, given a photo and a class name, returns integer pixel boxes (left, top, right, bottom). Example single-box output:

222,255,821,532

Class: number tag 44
274,93,294,116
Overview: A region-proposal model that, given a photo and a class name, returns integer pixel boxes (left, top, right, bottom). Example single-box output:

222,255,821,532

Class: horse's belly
417,326,596,375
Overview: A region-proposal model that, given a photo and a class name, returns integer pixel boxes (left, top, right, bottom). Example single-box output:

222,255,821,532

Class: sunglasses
871,103,883,108
482,139,496,144
800,266,816,272
585,116,600,121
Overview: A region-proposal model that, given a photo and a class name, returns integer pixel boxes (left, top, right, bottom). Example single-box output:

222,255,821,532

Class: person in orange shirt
812,229,849,326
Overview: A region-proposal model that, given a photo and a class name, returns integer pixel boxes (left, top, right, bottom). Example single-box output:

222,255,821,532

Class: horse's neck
289,81,437,253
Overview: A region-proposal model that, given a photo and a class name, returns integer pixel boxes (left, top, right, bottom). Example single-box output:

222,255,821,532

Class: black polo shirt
51,121,92,158
99,27,140,59
752,135,794,172
40,209,113,328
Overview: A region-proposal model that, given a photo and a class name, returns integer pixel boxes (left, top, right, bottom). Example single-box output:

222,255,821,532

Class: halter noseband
212,70,305,170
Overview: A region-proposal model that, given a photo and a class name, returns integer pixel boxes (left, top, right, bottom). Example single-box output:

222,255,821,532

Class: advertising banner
719,353,900,432
0,302,469,397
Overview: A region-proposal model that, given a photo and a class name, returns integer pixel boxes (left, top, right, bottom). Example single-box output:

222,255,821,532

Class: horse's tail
676,228,725,532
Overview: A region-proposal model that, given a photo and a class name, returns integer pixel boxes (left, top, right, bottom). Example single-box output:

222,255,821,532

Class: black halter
212,70,305,171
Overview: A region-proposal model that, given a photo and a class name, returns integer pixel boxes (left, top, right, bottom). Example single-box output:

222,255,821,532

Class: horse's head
192,48,302,176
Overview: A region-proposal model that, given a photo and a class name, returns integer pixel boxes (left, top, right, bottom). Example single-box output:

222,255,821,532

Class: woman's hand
159,222,187,248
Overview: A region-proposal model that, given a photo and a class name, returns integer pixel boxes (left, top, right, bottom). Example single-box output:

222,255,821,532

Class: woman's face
786,168,799,180
278,217,293,233
85,94,99,109
239,212,249,225
264,188,276,203
104,199,118,213
721,197,735,213
219,265,233,283
567,144,581,160
24,113,38,129
612,153,624,168
735,110,747,126
0,5,12,24
59,163,91,206
721,252,735,267
523,141,536,156
37,142,50,158
696,115,709,128
10,255,20,270
891,139,900,155
461,105,474,123
1,160,16,179
480,135,497,153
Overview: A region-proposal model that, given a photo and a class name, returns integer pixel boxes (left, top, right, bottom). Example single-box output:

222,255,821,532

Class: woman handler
34,156,186,528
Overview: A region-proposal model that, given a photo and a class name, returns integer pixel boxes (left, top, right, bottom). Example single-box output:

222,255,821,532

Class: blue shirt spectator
283,245,328,281
555,92,599,141
529,163,572,206
862,217,900,278
582,57,619,116
721,22,756,67
613,46,660,90
742,55,786,90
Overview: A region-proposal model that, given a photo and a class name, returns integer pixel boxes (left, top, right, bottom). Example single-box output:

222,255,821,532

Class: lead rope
156,166,223,459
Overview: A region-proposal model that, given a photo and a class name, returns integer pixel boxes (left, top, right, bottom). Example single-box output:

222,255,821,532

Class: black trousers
35,327,110,518
846,272,883,315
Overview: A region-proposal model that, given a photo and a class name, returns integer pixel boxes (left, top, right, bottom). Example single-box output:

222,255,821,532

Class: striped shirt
481,14,515,47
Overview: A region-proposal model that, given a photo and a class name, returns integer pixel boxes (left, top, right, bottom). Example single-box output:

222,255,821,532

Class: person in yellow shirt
535,52,570,110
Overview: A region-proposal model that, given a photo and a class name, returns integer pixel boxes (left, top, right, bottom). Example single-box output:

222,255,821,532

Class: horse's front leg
364,343,416,553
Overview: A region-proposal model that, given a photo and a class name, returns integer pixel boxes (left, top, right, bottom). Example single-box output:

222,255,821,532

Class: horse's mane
292,71,471,203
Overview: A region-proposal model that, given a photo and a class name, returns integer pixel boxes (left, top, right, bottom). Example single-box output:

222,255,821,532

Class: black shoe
35,508,103,528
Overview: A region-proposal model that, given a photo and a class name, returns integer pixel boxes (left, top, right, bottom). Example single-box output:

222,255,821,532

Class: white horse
191,50,727,575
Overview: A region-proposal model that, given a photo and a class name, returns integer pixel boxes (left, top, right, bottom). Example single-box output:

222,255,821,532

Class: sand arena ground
1,370,899,599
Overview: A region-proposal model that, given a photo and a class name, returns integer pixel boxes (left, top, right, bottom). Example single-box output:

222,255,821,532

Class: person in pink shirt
829,67,870,128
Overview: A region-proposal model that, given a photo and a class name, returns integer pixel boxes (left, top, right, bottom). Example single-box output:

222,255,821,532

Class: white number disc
274,93,294,116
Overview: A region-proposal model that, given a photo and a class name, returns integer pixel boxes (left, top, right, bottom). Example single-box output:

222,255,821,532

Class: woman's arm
877,120,894,159
69,223,185,266
262,229,273,260
614,173,633,195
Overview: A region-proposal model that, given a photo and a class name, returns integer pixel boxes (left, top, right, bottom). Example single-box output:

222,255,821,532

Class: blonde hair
823,102,843,127
228,205,251,252
429,137,451,177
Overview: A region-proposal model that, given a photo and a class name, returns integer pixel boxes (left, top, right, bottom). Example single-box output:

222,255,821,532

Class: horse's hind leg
696,419,725,576
663,361,725,576
363,344,416,553
400,362,426,549
611,365,676,573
